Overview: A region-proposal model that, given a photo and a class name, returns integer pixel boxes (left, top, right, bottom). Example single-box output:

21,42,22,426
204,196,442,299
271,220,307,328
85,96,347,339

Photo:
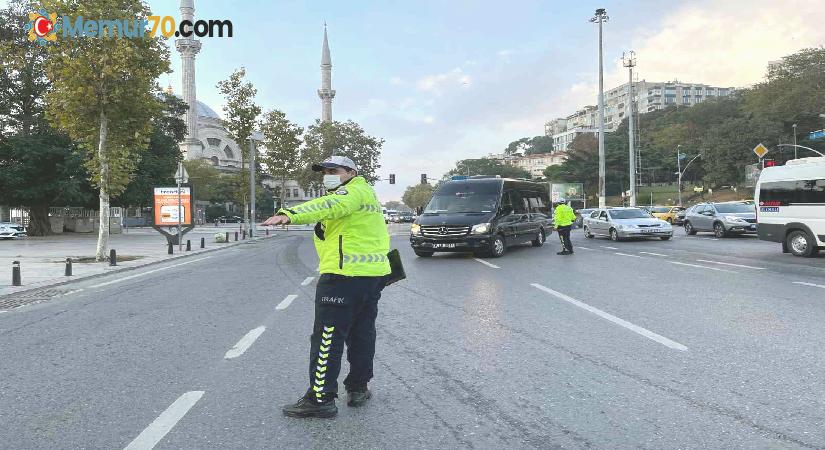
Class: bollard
225,232,229,243
243,230,247,240
109,249,117,266
12,260,21,286
266,228,269,236
65,258,73,276
200,237,205,248
234,231,238,241
186,240,191,251
168,242,174,254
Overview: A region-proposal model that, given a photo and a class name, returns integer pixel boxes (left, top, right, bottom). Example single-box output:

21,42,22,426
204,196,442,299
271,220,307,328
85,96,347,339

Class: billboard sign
153,187,192,226
744,163,761,187
550,183,585,202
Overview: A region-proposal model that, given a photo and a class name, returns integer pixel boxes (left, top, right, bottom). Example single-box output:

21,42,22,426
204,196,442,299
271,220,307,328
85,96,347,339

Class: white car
0,222,27,239
583,207,673,241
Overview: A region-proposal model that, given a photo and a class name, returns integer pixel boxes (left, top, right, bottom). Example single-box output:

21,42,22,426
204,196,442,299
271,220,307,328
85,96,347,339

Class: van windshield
424,193,499,214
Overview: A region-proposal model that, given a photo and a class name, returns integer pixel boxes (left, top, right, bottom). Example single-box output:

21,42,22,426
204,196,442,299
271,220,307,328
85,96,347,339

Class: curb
0,233,281,302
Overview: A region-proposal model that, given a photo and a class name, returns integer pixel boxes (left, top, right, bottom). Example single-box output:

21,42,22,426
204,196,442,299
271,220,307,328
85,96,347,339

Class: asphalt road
1,226,825,449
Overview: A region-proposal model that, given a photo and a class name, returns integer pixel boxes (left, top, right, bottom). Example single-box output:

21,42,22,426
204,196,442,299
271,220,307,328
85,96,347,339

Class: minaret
317,24,335,123
175,0,202,159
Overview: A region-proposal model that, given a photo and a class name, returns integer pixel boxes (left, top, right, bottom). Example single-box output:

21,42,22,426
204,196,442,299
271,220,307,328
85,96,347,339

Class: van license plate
433,243,457,248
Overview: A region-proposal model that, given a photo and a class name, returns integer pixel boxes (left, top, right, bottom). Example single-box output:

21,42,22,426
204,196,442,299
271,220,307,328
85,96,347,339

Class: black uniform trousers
308,273,385,401
557,225,573,252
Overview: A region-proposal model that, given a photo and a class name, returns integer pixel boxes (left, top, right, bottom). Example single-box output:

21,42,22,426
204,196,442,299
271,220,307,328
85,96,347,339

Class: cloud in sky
416,68,472,94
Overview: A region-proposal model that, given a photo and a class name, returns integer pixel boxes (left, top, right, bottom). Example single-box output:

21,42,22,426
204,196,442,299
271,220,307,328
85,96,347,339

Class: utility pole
590,8,609,208
623,51,636,206
675,145,683,206
792,123,798,160
249,139,257,238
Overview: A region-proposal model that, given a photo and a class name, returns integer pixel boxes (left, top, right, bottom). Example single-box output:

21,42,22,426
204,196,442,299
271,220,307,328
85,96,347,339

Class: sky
9,0,825,201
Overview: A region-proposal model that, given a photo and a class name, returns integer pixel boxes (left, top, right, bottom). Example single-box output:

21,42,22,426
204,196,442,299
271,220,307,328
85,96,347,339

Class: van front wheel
531,229,545,247
787,230,819,257
488,235,506,258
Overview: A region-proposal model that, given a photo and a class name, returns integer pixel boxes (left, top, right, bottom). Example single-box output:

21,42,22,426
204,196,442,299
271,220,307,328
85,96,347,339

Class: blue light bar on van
810,129,825,141
451,176,468,180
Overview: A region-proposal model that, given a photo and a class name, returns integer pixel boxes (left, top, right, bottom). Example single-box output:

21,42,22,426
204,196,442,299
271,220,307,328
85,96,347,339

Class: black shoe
556,251,571,255
347,388,372,407
282,393,337,418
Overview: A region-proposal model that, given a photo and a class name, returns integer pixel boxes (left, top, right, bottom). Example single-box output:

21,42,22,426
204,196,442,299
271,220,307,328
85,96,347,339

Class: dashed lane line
531,283,688,352
639,251,667,257
600,246,619,250
474,258,500,269
667,260,737,274
276,294,298,310
124,391,205,450
793,281,825,290
696,259,765,270
300,277,315,286
614,252,642,258
224,326,266,359
88,257,213,289
577,246,594,250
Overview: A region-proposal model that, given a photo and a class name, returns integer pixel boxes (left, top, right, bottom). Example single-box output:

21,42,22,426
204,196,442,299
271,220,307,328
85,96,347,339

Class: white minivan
755,156,825,257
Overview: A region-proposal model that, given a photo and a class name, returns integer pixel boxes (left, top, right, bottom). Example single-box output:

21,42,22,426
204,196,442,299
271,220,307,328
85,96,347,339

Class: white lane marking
531,283,688,351
667,260,737,274
300,276,315,286
124,391,205,450
276,294,298,310
793,281,825,289
639,251,667,257
89,257,212,289
474,258,500,269
696,259,765,270
0,310,7,315
224,326,266,359
614,252,642,258
601,246,618,250
577,246,594,250
64,289,84,296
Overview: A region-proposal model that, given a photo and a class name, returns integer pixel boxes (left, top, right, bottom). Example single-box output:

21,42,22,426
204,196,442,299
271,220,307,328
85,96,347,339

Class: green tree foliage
0,0,95,236
114,93,186,207
217,67,261,227
181,159,221,203
505,135,555,155
383,200,404,210
298,119,384,189
402,184,435,211
446,158,531,179
43,0,170,259
259,109,303,205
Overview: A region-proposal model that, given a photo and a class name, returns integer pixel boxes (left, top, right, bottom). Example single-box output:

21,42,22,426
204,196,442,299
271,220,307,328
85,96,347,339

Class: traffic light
389,174,395,184
421,174,427,184
764,159,777,167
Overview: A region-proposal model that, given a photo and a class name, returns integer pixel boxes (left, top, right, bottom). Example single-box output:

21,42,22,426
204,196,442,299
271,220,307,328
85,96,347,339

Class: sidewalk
0,224,296,297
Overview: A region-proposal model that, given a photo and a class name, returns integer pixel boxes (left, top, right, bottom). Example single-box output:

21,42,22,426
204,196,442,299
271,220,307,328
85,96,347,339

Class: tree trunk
27,203,52,237
96,111,110,262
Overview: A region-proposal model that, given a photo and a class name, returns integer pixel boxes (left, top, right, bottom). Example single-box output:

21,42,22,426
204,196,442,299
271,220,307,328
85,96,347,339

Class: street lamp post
590,8,609,208
677,153,702,206
792,123,798,160
675,145,682,206
623,50,636,207
776,144,825,157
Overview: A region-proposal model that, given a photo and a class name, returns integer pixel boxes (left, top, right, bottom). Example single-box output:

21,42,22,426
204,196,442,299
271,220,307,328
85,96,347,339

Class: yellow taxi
649,206,685,224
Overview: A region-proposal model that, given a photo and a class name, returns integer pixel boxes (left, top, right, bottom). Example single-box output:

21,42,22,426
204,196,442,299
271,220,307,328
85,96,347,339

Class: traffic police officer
263,155,390,418
553,198,576,255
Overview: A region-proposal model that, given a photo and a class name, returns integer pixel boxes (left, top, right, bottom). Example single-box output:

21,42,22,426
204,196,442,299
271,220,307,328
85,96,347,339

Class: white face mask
323,174,343,190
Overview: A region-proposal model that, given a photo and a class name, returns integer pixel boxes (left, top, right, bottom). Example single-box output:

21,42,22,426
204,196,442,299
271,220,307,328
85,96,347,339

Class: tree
299,119,384,190
217,67,261,230
0,0,94,235
446,158,531,179
402,184,435,211
542,165,567,181
114,93,186,208
259,109,303,208
44,0,170,260
504,135,555,155
383,200,404,210
181,159,221,203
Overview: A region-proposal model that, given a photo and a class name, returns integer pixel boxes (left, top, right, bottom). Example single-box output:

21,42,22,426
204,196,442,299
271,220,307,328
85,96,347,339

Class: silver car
683,202,757,237
0,222,27,239
583,207,674,241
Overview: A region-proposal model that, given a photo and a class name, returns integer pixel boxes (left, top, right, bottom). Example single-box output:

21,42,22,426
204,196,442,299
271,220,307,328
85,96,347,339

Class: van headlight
471,223,491,235
411,224,421,236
